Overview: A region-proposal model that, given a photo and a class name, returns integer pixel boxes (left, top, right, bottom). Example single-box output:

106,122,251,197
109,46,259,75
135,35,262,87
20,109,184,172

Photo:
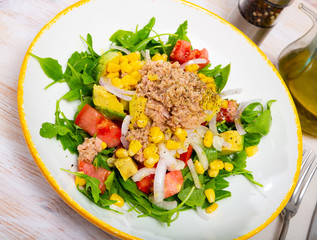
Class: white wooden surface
1,0,317,239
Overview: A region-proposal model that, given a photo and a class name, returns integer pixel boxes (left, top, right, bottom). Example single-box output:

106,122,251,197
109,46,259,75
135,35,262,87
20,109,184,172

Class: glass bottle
277,4,317,136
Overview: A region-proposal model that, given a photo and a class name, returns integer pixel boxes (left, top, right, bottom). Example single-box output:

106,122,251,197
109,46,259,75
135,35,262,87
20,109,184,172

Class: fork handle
279,211,291,240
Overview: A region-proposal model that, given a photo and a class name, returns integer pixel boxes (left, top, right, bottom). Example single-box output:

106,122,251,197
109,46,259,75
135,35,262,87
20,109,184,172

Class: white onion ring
180,58,207,69
109,45,131,55
153,157,167,203
132,167,156,182
120,115,131,149
213,135,224,152
235,118,246,135
196,206,209,221
190,143,208,171
220,88,243,97
145,49,151,61
208,115,219,136
99,77,134,101
149,196,177,210
158,143,185,171
187,158,201,189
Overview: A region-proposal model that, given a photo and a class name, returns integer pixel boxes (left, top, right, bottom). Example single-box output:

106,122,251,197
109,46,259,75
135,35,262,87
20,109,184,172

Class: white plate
18,0,302,239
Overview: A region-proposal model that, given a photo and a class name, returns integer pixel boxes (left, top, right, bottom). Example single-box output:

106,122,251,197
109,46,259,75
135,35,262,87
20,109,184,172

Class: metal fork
278,147,317,240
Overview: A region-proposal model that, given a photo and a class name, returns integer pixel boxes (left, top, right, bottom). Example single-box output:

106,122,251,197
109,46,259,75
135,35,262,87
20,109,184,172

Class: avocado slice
95,51,120,80
219,130,244,155
93,85,126,120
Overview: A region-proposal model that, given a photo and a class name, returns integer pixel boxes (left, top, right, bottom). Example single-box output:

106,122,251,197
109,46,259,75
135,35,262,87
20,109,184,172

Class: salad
32,18,275,225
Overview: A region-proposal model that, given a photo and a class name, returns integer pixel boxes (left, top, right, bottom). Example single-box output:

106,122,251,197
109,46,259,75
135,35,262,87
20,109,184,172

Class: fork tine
292,151,317,204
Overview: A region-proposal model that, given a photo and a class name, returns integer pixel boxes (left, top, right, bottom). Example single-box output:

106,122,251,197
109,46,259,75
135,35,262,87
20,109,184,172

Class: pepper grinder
228,0,294,45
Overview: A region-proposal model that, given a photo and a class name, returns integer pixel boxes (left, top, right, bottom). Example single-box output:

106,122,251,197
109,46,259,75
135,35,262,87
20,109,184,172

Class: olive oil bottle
278,48,317,135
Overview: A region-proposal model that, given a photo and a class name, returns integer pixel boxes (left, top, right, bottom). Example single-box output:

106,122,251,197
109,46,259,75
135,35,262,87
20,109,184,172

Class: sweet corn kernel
128,52,140,62
115,148,129,158
128,140,142,156
144,154,160,168
143,144,158,159
75,172,86,187
166,139,181,150
137,119,148,128
194,161,205,174
147,74,159,81
111,77,123,88
119,55,129,63
107,62,121,73
111,55,121,64
110,193,125,208
148,126,165,143
224,162,234,172
203,131,213,148
174,152,180,158
208,168,219,178
209,160,224,170
198,73,214,84
101,142,107,150
184,64,199,72
206,203,218,214
107,157,116,168
205,189,215,203
151,53,168,61
120,62,133,73
106,72,120,79
245,145,259,157
130,61,143,71
130,71,142,81
221,100,228,109
174,127,187,142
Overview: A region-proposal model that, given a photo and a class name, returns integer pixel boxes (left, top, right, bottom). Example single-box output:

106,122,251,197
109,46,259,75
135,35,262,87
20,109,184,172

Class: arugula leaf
165,20,190,55
105,172,115,194
39,122,71,138
178,187,205,207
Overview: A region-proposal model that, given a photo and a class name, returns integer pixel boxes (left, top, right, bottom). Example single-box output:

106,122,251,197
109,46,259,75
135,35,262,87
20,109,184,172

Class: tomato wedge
75,104,121,148
216,100,238,123
178,145,193,166
78,160,111,194
136,174,154,195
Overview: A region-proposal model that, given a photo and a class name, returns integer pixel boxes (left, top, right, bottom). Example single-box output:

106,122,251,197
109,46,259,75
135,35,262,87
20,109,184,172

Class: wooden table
1,0,316,239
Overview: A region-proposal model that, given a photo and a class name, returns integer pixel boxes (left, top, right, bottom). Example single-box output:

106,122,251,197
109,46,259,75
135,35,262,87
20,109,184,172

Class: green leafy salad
32,17,275,225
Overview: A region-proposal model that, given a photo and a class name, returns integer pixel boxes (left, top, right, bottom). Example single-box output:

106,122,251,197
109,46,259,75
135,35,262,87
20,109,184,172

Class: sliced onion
187,158,201,189
213,135,224,152
196,206,209,221
208,115,219,136
145,49,151,61
235,118,246,135
120,115,131,149
99,77,134,101
153,157,167,203
149,196,177,210
109,45,131,55
190,143,208,171
158,143,185,171
180,58,207,69
132,167,156,182
220,88,243,97
222,139,232,149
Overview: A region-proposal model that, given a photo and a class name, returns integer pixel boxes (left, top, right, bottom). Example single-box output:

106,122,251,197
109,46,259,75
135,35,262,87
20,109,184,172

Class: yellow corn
128,52,140,62
101,142,107,150
221,100,228,109
203,131,213,148
128,140,142,156
151,53,168,61
174,127,187,142
148,126,165,143
107,62,121,73
208,168,219,178
119,55,129,63
111,77,123,88
120,62,133,74
130,71,142,81
115,148,129,158
110,193,125,208
209,160,224,170
174,152,180,158
205,189,215,203
245,145,259,157
184,64,199,72
147,74,159,81
198,73,214,84
206,203,218,214
130,61,143,71
111,55,121,64
194,161,205,174
224,162,234,172
106,72,120,79
136,118,148,128
75,172,86,187
144,154,160,168
107,157,116,168
166,139,181,150
143,144,158,159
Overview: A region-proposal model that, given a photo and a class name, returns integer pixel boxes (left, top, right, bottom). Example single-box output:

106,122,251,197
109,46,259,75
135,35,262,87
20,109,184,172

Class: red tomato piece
178,145,193,166
169,40,191,64
75,104,121,148
136,174,155,195
164,170,184,199
216,100,238,123
78,160,111,194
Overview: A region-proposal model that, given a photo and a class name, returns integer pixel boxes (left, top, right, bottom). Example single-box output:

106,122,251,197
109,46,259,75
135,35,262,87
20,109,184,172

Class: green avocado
93,85,126,120
95,51,119,80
